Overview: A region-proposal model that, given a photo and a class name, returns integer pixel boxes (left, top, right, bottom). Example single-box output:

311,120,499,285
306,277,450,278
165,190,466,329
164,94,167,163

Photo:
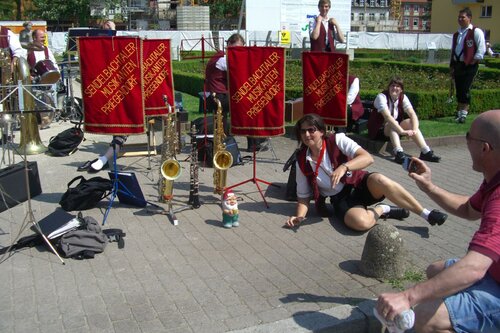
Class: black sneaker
419,150,441,163
380,205,410,220
428,209,447,226
394,151,406,164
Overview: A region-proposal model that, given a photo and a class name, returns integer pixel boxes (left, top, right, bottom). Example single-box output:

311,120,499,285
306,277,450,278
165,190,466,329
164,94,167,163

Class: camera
402,156,417,172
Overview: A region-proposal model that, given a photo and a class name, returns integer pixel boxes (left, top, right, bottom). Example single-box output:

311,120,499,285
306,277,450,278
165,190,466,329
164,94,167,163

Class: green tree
0,0,17,20
29,0,91,26
202,0,242,20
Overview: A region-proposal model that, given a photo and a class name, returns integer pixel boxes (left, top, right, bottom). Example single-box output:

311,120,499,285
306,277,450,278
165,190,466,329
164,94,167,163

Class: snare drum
34,60,61,85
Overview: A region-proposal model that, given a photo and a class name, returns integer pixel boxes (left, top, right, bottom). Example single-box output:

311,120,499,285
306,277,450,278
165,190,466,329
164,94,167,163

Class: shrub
172,57,500,120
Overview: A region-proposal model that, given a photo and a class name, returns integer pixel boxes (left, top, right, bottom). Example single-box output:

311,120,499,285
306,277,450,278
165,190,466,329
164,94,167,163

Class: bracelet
341,163,350,172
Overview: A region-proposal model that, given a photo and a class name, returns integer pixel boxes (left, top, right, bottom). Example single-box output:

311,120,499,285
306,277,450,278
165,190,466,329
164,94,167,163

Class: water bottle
373,308,415,333
394,309,415,331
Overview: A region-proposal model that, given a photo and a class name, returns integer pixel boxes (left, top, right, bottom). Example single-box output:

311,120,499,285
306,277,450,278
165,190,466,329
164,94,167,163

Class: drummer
27,29,59,83
27,29,60,129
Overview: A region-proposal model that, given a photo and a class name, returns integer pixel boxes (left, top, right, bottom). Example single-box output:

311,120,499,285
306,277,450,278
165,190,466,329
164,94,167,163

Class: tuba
158,97,181,202
13,56,46,154
212,95,232,195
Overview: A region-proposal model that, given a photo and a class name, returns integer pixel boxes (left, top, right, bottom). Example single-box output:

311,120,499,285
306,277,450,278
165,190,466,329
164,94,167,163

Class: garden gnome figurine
222,190,239,228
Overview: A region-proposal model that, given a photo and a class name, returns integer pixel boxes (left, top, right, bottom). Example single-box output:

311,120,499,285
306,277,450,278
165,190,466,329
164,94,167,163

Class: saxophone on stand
188,124,200,208
158,97,181,204
212,95,233,195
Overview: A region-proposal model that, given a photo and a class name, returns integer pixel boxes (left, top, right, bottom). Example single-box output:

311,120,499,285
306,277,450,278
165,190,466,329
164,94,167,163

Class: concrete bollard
359,222,407,279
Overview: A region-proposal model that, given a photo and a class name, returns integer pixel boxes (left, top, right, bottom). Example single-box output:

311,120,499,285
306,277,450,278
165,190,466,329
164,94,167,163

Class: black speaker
0,161,42,212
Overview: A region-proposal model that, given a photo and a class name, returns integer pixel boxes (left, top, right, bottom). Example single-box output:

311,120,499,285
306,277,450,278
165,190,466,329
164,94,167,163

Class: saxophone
158,97,181,202
188,124,200,208
212,95,233,195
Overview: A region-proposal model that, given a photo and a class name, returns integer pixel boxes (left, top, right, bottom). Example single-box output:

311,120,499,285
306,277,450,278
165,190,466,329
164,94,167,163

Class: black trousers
206,92,229,133
453,62,479,105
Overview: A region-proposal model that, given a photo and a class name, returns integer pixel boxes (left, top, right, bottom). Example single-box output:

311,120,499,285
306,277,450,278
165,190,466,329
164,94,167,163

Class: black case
0,161,42,212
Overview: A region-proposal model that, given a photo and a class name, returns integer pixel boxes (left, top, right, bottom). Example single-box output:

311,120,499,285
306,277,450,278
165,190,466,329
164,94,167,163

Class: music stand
102,142,162,225
226,145,279,209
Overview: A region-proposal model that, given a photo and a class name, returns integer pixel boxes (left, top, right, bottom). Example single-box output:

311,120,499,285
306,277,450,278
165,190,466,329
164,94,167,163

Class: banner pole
225,145,279,209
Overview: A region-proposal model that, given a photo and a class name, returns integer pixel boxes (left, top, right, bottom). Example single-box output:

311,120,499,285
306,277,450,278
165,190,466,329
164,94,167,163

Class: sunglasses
300,127,317,134
466,132,494,149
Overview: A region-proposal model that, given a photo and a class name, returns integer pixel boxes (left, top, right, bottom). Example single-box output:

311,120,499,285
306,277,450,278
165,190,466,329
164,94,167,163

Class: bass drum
34,89,55,129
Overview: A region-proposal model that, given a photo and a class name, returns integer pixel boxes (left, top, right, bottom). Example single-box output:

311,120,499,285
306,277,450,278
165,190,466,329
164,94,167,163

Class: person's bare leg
414,300,454,333
366,173,424,215
344,206,381,231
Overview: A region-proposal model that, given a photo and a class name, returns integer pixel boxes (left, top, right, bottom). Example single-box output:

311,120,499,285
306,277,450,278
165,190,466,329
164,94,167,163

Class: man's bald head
472,110,500,151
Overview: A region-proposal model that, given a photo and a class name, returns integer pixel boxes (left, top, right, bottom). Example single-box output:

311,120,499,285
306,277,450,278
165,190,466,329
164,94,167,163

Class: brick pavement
0,119,481,333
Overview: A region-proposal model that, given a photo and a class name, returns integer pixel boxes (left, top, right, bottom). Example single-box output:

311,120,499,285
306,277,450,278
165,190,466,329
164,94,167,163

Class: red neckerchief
309,139,326,200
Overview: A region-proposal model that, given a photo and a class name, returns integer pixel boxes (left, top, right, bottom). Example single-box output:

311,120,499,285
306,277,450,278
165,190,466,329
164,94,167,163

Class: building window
359,0,365,6
380,13,386,21
481,6,492,18
404,18,409,27
413,18,419,29
351,13,354,21
414,5,419,15
370,0,375,6
359,13,365,22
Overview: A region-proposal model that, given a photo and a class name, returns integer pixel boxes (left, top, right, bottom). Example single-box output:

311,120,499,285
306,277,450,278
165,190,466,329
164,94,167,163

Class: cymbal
25,42,45,52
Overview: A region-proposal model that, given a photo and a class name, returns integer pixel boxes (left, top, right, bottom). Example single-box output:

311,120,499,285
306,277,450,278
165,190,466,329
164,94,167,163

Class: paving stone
0,108,480,333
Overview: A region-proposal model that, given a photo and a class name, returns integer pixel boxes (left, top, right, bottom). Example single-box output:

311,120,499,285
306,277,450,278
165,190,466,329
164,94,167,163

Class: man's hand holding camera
406,157,435,193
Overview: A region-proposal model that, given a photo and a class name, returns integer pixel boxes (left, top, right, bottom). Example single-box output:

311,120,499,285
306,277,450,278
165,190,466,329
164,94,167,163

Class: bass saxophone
212,95,233,195
188,124,200,208
158,97,181,202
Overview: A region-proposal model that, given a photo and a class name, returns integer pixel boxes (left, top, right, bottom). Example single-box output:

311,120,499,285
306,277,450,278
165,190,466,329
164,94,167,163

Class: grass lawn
180,92,471,138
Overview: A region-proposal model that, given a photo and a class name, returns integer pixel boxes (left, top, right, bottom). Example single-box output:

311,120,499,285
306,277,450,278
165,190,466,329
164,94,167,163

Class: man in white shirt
450,7,485,123
27,29,59,82
309,0,345,52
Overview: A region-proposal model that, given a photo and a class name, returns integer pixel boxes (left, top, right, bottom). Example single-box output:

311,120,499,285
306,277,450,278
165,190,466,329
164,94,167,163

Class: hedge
173,58,500,120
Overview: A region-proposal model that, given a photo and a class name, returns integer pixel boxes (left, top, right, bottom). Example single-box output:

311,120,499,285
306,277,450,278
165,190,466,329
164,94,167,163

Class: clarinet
188,125,201,208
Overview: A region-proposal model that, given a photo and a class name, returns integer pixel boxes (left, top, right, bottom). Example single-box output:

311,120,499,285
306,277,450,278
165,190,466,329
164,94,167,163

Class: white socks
91,156,108,170
378,204,391,214
421,146,431,154
420,208,431,220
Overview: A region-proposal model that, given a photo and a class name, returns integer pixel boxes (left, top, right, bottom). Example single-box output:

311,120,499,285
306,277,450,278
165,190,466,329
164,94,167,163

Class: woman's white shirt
296,133,360,198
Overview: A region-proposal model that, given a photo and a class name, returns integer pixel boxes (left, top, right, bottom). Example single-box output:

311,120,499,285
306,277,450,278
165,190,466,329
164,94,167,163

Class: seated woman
370,77,441,164
285,113,447,231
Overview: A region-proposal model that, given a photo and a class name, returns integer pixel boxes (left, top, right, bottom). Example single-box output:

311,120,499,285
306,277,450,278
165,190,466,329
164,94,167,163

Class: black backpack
59,176,113,211
47,124,84,156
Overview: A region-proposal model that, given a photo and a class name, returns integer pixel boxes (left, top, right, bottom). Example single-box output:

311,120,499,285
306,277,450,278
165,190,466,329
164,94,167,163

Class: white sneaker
373,308,415,333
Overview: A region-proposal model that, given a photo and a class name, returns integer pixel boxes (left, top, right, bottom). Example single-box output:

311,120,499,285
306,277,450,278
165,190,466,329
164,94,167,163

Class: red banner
79,37,145,134
142,39,174,116
228,47,285,137
302,52,349,126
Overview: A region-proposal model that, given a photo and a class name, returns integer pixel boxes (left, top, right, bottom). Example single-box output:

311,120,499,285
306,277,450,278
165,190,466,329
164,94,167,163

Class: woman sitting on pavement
370,77,441,164
285,113,447,231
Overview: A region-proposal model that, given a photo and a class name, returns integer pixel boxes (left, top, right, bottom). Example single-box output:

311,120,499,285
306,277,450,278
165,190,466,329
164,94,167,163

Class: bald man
376,110,500,333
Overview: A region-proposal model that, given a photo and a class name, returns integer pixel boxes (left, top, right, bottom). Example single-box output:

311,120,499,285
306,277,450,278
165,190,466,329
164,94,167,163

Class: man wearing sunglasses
377,110,500,333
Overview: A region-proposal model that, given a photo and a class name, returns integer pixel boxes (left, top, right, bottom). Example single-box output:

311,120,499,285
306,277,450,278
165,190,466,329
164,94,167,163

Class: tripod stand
226,145,279,208
102,142,163,225
0,124,65,264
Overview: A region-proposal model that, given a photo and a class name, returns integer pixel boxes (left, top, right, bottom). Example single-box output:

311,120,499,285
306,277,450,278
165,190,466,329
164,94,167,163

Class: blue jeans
444,258,500,333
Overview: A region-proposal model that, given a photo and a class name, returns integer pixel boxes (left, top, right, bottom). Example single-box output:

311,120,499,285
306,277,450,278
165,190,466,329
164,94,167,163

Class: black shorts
327,173,384,220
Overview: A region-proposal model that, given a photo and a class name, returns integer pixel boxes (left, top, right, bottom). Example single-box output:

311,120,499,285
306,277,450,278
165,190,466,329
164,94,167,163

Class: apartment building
400,0,431,32
431,0,498,44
